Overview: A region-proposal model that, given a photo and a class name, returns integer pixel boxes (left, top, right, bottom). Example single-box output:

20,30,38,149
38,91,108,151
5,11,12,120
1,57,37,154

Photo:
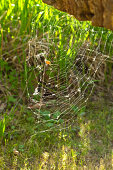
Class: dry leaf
28,102,45,109
0,101,6,112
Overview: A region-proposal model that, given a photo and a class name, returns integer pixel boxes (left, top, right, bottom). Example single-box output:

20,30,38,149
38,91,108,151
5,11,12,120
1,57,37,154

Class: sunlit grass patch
0,103,112,169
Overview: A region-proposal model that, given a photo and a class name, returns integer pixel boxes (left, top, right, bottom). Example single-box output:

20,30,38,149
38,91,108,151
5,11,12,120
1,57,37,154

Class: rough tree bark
42,0,113,31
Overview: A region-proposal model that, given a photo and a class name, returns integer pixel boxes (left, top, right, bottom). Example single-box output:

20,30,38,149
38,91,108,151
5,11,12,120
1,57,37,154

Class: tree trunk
42,0,113,31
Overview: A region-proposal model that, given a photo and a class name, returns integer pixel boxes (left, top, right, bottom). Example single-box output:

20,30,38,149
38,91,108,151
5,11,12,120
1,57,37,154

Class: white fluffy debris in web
33,87,39,96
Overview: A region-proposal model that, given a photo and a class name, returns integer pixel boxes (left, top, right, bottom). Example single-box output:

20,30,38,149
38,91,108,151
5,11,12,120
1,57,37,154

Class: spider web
26,11,113,133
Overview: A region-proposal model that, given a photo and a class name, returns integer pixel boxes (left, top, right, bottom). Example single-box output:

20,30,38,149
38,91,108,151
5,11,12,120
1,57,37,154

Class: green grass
0,0,113,169
0,102,113,169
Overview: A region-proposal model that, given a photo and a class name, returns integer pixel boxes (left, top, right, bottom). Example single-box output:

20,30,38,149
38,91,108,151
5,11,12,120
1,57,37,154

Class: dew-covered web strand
28,30,111,126
33,50,109,133
28,68,96,131
33,71,94,125
28,31,101,99
28,34,102,103
27,11,113,133
34,83,95,133
37,51,108,128
28,42,107,127
28,37,107,91
28,52,108,133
